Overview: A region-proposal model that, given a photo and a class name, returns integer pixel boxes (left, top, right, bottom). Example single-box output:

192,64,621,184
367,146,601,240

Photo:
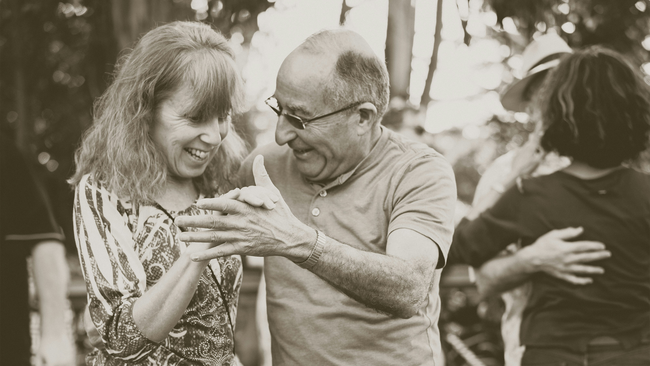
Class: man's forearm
32,241,70,336
309,236,436,319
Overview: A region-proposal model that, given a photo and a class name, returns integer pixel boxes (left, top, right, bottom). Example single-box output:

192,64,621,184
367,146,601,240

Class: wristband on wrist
296,230,326,270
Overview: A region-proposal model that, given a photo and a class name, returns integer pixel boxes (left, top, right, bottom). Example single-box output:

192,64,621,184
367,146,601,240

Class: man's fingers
175,212,239,231
192,197,248,214
553,272,593,285
565,264,605,275
252,155,281,196
190,242,241,261
178,227,246,243
562,240,607,253
545,227,584,240
566,250,611,264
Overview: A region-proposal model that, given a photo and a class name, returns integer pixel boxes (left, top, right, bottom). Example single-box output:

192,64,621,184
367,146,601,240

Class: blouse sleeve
73,175,157,360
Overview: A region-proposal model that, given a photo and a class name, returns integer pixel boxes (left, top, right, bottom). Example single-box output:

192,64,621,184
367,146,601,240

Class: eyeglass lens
266,97,305,129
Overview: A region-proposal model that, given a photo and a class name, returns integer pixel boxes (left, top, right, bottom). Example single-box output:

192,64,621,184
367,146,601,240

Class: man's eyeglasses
265,96,363,130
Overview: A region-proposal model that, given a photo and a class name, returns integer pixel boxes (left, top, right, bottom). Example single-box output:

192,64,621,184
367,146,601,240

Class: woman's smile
184,147,211,161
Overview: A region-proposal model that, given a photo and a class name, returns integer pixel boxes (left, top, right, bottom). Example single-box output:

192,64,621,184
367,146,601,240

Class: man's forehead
281,50,336,80
275,51,335,113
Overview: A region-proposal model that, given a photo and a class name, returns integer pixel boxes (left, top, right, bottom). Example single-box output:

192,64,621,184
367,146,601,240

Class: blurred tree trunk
457,0,471,46
111,0,193,52
420,0,444,109
85,0,119,101
385,0,416,101
339,0,352,25
8,0,28,150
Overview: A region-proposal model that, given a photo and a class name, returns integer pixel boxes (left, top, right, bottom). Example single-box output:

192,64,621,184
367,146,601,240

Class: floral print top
74,174,242,365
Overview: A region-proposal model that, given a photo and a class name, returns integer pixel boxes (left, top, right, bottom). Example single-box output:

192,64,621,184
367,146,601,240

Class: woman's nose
199,117,229,145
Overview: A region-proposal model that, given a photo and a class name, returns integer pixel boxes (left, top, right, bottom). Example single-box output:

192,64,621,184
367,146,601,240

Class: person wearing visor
450,34,611,366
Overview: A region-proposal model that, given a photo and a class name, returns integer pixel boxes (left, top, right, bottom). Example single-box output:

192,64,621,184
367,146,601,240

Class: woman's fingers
236,186,278,209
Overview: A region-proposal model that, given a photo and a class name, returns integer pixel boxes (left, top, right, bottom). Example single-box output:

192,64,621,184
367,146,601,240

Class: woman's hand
511,131,546,178
223,186,279,210
175,155,315,263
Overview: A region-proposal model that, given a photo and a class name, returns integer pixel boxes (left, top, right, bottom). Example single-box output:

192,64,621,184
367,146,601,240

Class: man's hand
516,227,611,284
175,155,316,262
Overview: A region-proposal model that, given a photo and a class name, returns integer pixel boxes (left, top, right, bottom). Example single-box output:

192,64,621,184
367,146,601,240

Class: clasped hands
175,155,317,263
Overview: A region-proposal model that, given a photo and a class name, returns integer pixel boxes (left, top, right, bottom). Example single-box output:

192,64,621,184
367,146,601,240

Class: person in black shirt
450,46,650,365
1,134,75,366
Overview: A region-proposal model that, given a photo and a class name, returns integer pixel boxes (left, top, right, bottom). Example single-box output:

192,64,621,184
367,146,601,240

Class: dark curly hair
538,46,650,168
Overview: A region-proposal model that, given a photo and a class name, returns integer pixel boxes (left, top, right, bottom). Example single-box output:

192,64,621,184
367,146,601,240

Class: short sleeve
1,138,63,247
448,185,524,267
389,154,457,268
73,175,156,360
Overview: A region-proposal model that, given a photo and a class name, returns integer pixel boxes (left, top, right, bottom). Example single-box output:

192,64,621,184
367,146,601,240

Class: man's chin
294,161,327,182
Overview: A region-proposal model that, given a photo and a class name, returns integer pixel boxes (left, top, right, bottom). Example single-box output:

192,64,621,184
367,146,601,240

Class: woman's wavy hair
538,46,650,168
69,21,248,203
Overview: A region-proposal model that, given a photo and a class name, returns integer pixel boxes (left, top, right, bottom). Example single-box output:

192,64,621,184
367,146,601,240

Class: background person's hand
36,332,76,366
516,227,611,285
83,306,105,350
175,155,315,262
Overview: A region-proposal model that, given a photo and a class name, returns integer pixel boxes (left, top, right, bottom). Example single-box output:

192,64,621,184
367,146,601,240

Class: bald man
177,29,457,365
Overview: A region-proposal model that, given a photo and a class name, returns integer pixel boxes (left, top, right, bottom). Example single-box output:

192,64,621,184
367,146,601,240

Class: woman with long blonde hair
70,21,248,365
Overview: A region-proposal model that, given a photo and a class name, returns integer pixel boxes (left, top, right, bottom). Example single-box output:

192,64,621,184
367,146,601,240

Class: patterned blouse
74,174,242,365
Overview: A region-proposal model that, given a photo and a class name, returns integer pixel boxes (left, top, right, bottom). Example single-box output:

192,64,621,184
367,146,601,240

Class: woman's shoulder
77,173,111,194
76,173,135,211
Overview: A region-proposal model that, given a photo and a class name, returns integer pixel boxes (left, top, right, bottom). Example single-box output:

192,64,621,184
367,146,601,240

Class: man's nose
275,115,298,146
